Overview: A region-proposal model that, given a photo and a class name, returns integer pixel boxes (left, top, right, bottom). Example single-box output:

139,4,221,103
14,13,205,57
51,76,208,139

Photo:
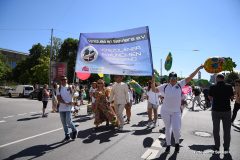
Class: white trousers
114,104,125,127
161,109,182,146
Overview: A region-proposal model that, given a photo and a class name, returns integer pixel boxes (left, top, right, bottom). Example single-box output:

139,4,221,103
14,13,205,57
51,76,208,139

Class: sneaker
125,119,130,124
42,114,47,118
62,135,70,142
224,148,229,154
118,126,123,131
175,144,180,153
147,121,152,127
71,130,78,140
153,122,157,128
213,147,220,154
165,146,170,154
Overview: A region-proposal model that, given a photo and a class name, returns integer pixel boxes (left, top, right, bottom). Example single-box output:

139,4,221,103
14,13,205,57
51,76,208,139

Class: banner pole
146,26,154,76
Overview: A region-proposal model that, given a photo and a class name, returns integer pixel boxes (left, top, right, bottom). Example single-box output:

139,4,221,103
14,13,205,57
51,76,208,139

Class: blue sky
1,0,240,80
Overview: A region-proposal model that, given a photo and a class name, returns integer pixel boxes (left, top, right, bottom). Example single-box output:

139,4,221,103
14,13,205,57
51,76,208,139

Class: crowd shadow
72,114,92,123
31,113,42,116
136,111,148,116
132,127,153,135
77,126,124,144
189,144,215,152
3,140,71,160
131,120,148,127
209,153,233,160
232,124,240,132
17,116,41,121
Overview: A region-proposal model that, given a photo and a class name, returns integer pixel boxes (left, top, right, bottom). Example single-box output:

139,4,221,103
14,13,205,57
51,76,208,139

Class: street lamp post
49,28,53,86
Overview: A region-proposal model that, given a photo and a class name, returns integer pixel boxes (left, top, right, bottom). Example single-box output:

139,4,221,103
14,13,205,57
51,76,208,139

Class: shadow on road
2,141,71,160
78,126,119,144
73,114,92,123
151,151,178,160
17,116,41,121
131,120,148,127
189,144,215,151
232,124,240,132
209,153,233,160
132,127,153,135
143,137,154,148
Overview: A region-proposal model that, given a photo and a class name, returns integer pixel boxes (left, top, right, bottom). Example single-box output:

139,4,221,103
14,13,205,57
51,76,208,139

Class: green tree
58,38,78,82
12,43,48,84
0,54,12,84
225,72,239,85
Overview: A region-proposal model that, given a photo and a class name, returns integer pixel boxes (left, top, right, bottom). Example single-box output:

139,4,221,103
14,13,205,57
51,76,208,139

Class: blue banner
75,26,153,76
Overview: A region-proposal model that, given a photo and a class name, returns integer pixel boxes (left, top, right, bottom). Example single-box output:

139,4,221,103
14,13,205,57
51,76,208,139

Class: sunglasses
170,77,177,80
98,83,103,84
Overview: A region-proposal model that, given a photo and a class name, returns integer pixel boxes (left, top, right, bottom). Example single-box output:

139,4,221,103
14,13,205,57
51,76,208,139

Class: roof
0,48,29,55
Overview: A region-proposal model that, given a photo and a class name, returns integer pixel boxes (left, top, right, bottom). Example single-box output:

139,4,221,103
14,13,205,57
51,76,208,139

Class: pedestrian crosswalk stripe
141,148,159,160
0,120,6,123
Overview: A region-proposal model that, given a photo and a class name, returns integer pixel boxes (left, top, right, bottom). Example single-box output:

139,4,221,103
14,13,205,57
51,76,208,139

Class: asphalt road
0,97,239,160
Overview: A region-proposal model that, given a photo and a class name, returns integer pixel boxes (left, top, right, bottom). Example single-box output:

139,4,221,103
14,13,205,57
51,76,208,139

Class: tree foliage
0,54,12,84
225,72,239,85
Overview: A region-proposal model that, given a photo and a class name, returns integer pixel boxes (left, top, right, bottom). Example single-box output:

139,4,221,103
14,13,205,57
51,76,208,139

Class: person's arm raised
185,65,204,84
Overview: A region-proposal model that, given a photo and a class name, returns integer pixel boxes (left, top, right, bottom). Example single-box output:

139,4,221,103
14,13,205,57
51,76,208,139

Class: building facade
0,48,28,69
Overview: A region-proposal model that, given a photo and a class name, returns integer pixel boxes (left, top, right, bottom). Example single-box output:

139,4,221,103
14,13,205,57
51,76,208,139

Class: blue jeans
59,111,77,136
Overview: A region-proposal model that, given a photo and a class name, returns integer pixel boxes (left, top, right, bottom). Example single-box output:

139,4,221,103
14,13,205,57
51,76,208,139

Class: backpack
37,89,43,101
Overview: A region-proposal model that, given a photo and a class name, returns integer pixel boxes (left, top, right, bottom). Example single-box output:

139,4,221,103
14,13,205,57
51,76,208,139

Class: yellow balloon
98,73,104,78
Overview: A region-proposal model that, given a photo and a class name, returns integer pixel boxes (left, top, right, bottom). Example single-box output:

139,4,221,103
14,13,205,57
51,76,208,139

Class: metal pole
160,58,162,78
49,28,53,86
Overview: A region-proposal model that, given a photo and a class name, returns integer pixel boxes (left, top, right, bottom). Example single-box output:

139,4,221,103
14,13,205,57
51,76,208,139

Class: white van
8,85,34,98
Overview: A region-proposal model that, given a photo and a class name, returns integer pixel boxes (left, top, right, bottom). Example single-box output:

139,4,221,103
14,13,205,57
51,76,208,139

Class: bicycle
185,95,208,110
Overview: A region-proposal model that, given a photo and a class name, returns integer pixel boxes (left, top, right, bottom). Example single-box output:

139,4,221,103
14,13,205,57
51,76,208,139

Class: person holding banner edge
152,65,203,153
109,75,130,131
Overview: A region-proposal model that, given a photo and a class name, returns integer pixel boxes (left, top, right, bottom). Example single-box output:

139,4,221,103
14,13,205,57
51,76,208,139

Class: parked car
8,85,34,98
0,86,14,96
29,88,52,100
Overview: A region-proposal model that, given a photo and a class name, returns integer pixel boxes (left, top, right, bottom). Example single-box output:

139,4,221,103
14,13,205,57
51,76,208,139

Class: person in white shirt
146,81,160,128
109,75,130,131
152,65,203,153
125,84,133,124
57,76,78,141
89,82,97,115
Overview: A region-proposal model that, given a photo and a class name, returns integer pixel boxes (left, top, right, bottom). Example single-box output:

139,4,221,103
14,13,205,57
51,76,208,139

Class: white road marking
141,108,189,159
0,127,63,148
0,120,6,123
3,115,14,119
30,112,37,114
158,134,166,139
141,148,159,160
152,139,162,148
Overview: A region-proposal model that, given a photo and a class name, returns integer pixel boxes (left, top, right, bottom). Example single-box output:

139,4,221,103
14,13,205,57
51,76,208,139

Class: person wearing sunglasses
56,76,78,142
152,65,203,153
93,79,117,129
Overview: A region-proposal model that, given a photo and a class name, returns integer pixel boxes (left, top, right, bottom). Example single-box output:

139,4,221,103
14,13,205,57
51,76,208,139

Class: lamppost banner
75,26,153,76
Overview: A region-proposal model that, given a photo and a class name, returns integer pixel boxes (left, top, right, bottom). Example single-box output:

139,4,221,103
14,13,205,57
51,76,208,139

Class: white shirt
56,84,73,112
109,82,130,105
128,90,134,102
147,89,160,106
158,79,186,112
89,87,97,103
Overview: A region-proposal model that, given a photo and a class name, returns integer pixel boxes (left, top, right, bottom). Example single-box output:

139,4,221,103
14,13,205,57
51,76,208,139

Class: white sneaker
153,122,157,128
118,126,123,131
147,121,152,127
